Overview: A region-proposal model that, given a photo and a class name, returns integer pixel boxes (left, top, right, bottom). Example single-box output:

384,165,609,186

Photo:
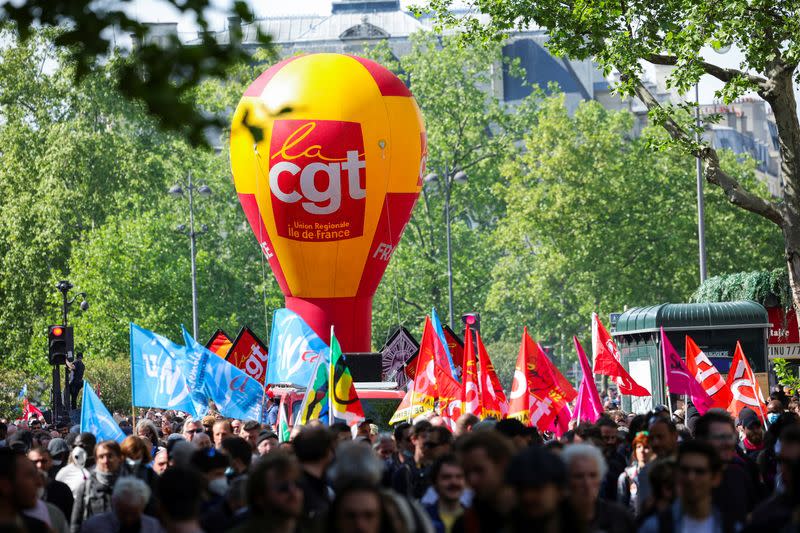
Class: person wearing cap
47,438,70,478
152,447,169,476
737,407,766,461
240,420,261,452
257,430,279,457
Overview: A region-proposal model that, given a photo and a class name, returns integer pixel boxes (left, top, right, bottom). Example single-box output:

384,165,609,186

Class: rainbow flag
296,359,330,425
328,329,365,425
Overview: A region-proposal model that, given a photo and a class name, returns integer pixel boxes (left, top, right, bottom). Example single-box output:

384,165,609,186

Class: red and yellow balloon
230,54,426,352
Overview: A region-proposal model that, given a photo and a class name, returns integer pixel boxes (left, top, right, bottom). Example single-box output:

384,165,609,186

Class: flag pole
329,326,334,427
660,329,673,415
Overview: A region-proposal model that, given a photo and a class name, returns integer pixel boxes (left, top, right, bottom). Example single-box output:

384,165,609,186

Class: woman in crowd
617,430,652,515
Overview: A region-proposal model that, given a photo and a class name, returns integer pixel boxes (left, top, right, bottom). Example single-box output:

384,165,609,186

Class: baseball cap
738,407,761,429
256,430,278,446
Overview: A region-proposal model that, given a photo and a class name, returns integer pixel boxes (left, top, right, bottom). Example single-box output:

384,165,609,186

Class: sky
125,0,791,105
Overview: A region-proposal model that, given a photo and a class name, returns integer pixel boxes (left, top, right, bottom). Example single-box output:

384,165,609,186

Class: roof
612,301,770,336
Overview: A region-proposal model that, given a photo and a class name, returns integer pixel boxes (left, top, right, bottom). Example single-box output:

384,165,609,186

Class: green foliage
83,358,133,416
773,358,800,393
0,367,49,420
691,269,792,308
367,32,542,348
1,1,273,146
486,97,783,362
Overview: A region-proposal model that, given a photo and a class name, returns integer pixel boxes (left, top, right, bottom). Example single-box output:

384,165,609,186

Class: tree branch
631,80,785,227
646,54,768,88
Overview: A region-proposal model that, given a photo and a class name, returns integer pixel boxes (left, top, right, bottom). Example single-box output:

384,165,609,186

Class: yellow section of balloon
230,53,425,298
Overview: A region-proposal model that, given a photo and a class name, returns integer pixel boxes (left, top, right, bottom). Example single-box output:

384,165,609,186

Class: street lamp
168,173,212,340
424,167,468,329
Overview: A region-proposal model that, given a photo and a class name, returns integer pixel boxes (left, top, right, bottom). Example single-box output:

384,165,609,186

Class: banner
660,328,714,415
182,328,263,421
130,323,204,417
226,327,269,385
206,329,233,358
329,330,365,425
389,388,426,425
81,380,125,443
266,309,330,387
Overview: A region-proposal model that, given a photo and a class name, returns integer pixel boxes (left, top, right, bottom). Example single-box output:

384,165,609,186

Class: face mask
768,413,780,425
126,458,141,468
208,477,228,497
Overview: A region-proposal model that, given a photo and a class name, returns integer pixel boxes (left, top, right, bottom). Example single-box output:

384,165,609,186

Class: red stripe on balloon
356,192,420,297
237,192,292,295
243,55,304,97
349,56,412,97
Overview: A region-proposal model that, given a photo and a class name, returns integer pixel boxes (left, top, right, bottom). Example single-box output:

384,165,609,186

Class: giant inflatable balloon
230,54,426,352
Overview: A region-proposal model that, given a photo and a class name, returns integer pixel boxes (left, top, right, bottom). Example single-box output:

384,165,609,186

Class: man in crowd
27,446,74,519
0,448,48,532
80,477,161,533
213,420,233,449
220,436,253,479
596,416,627,500
239,420,261,452
158,466,206,533
746,423,800,530
182,419,203,443
636,417,679,510
152,448,169,475
231,451,305,533
424,454,466,533
737,407,766,460
71,440,125,532
453,429,515,531
293,425,335,521
694,409,761,529
639,440,728,533
256,430,279,456
65,353,85,411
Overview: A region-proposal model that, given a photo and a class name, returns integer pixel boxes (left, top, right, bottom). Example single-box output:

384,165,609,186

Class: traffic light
461,312,481,335
48,325,73,365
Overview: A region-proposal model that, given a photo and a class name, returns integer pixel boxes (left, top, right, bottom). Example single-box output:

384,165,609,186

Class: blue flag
182,328,263,421
17,384,27,402
80,381,125,443
130,323,205,418
266,309,330,387
431,308,458,378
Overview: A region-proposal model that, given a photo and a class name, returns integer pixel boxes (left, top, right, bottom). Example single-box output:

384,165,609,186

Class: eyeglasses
185,429,202,434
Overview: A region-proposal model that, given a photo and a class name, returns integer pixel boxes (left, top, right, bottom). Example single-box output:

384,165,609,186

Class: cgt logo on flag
269,120,366,241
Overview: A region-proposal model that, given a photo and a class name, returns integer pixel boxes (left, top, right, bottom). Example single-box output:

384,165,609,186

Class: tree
364,32,541,346
0,1,272,146
487,96,783,358
423,0,800,309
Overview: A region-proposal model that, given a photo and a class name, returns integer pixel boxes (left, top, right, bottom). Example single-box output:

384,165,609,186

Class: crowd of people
1,389,799,533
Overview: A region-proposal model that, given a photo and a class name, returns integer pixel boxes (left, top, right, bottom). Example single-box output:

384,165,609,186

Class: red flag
460,328,482,417
685,335,733,410
726,342,767,422
592,313,650,396
225,327,269,385
508,328,566,430
537,341,578,403
476,332,508,418
443,326,465,377
206,329,233,358
409,316,447,411
660,328,714,415
437,365,462,432
22,399,44,421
